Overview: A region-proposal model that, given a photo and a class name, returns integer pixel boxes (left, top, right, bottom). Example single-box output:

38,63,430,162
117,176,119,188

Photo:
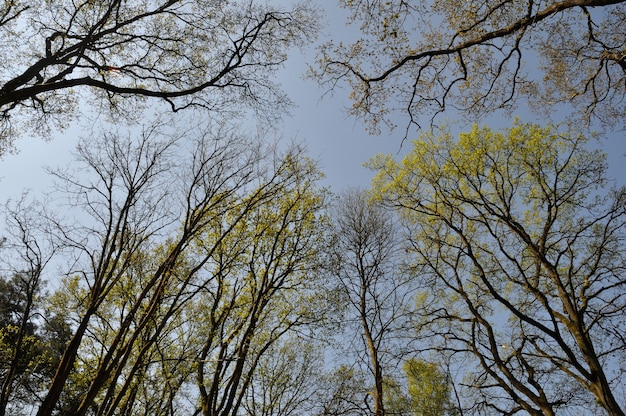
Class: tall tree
369,122,626,415
0,0,318,152
0,197,69,416
315,0,625,133
4,121,326,416
188,148,327,416
328,189,414,416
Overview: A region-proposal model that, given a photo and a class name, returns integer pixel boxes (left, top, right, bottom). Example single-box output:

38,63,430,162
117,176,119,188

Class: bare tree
315,0,625,134
328,189,415,416
242,337,324,416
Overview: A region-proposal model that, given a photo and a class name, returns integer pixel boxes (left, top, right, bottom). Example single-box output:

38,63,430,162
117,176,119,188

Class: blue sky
0,2,624,202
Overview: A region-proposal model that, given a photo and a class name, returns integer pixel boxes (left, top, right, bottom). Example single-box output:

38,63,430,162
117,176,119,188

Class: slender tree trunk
0,284,35,416
36,311,95,416
360,285,384,416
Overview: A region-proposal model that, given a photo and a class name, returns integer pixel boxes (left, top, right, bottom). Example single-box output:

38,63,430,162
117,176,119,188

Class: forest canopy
314,0,626,133
0,1,624,415
0,0,318,153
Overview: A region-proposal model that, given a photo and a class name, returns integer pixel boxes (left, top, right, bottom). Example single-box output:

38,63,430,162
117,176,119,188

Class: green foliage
0,324,47,376
369,121,626,416
0,273,71,414
403,359,453,416
384,359,456,416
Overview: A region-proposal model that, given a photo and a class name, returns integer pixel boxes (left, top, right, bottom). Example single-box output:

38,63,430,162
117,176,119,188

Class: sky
0,2,625,203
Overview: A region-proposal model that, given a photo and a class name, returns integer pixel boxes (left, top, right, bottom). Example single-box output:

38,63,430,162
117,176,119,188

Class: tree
315,365,371,416
0,197,70,416
384,359,458,416
314,0,625,133
0,0,318,152
0,121,327,416
0,274,59,416
328,189,415,416
188,147,327,416
369,122,626,415
242,337,324,416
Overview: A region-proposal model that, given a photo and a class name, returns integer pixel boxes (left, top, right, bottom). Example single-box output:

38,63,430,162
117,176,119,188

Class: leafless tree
328,189,415,416
0,196,64,416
